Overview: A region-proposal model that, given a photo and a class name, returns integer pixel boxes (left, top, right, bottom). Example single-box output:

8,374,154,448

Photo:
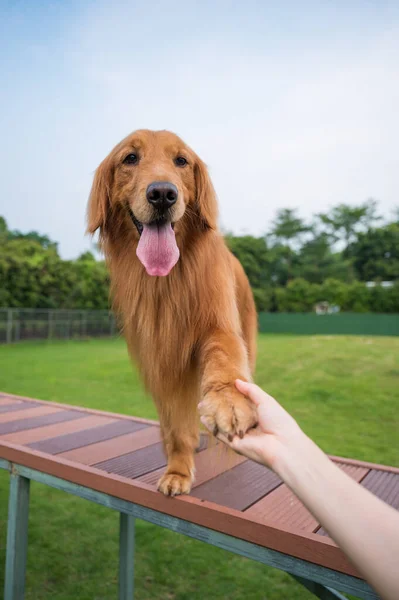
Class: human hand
200,379,302,471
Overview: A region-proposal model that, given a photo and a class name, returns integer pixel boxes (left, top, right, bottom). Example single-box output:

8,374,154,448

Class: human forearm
204,381,399,599
275,433,399,600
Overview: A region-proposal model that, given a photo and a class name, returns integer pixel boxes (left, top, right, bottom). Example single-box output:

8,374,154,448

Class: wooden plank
193,444,246,487
2,391,396,473
191,460,282,511
330,454,399,475
0,391,159,426
2,415,116,444
138,443,246,487
196,434,208,452
94,442,167,479
0,399,24,407
0,440,364,578
0,396,22,404
14,463,377,599
15,466,379,600
245,481,319,532
249,463,370,535
94,434,207,481
338,463,369,481
361,469,399,509
60,426,162,465
0,410,84,435
28,420,148,454
0,405,60,424
4,474,30,600
0,402,39,415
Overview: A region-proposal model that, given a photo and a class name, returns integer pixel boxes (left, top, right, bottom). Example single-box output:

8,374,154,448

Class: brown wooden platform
1,391,398,582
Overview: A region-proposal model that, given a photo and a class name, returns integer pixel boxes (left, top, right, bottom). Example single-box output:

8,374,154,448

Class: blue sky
1,0,398,258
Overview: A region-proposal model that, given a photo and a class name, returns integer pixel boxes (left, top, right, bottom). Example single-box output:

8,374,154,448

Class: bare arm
201,380,399,600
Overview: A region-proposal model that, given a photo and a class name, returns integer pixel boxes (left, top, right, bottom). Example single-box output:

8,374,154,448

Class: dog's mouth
128,209,180,277
128,208,176,236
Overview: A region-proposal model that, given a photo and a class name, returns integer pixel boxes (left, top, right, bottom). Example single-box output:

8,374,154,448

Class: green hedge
252,278,399,313
258,312,399,336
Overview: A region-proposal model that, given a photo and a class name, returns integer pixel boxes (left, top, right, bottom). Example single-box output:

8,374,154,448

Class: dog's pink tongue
136,222,180,276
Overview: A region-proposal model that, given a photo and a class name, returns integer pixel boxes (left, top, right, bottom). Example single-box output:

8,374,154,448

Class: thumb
235,379,263,406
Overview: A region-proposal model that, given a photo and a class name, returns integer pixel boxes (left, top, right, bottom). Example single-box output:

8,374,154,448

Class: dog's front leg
156,388,199,496
198,329,257,439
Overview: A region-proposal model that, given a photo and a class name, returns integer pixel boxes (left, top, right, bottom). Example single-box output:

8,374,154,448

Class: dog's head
87,129,218,276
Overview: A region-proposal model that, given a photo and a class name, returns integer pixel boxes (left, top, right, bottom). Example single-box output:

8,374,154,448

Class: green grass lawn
0,335,398,599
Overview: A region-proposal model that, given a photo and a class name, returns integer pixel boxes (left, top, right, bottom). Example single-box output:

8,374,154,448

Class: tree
317,199,382,248
266,209,311,284
274,278,318,312
346,223,399,282
267,244,298,286
0,216,110,309
8,229,58,251
1,212,398,314
225,234,270,289
295,233,354,284
77,251,96,262
0,216,7,242
267,208,311,249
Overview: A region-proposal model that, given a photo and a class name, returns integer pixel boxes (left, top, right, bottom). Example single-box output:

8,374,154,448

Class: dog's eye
175,156,187,167
124,153,138,165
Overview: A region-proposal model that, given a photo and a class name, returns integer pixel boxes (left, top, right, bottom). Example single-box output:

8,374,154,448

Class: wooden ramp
1,392,398,600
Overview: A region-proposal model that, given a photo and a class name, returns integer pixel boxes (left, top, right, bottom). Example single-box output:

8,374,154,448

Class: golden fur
87,130,257,495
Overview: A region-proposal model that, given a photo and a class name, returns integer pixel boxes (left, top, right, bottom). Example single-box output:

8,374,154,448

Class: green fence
258,313,399,336
0,309,117,344
2,309,398,342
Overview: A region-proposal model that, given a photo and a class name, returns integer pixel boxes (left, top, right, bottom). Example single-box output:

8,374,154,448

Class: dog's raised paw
199,385,258,440
157,472,192,496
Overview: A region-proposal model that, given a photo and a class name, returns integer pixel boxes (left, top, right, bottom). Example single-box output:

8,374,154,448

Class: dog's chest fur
107,233,238,396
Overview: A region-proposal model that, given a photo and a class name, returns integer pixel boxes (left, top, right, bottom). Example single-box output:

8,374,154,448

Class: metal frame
0,459,377,600
4,471,30,600
119,513,135,600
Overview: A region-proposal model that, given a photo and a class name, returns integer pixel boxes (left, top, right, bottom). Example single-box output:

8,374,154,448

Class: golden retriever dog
87,130,257,496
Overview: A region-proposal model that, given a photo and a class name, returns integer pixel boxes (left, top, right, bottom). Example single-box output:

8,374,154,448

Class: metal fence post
82,310,87,338
15,311,20,342
48,311,52,340
65,313,70,339
6,309,13,344
110,313,116,336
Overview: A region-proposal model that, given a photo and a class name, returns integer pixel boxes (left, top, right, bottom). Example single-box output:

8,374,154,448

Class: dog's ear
194,158,218,230
86,157,113,234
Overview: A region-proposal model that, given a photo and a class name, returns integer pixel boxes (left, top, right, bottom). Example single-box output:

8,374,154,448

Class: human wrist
272,428,325,486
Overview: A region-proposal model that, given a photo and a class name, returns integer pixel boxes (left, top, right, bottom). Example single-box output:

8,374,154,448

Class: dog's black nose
146,182,178,209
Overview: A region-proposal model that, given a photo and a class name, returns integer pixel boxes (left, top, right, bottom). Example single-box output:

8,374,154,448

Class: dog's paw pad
199,385,257,439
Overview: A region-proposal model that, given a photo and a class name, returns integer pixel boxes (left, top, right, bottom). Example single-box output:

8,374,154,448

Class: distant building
365,281,394,288
314,302,340,315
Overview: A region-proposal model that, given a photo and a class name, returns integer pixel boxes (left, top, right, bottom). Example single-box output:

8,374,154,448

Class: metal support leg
119,513,135,600
293,575,348,600
4,473,30,600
